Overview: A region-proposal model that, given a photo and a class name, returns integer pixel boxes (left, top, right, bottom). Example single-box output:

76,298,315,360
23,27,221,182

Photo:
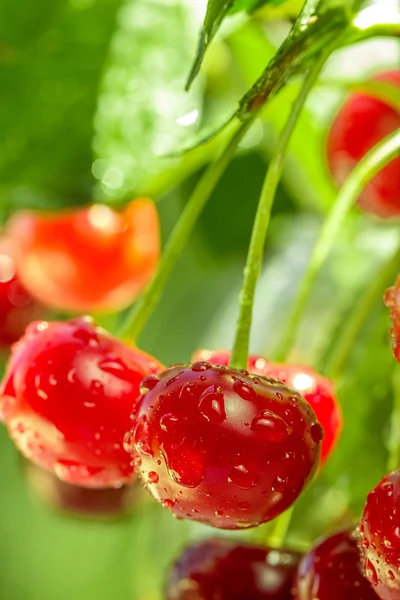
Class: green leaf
186,0,235,90
93,0,203,202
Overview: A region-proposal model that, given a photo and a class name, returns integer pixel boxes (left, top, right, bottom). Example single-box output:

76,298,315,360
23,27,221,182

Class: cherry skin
192,350,341,464
166,538,302,600
327,70,400,218
0,317,164,488
295,529,378,599
7,198,160,312
384,279,400,363
127,362,323,529
359,470,400,600
0,237,43,348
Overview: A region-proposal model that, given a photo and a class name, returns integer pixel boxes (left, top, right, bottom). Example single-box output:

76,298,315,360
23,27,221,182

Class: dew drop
159,413,179,432
251,410,292,443
140,375,159,394
132,456,142,468
161,442,206,488
133,415,154,457
388,569,395,581
310,421,324,444
123,431,134,453
289,396,299,407
165,372,183,387
162,499,175,509
198,385,226,423
228,464,257,490
233,379,256,401
192,361,212,372
179,381,196,401
366,560,378,586
148,471,159,484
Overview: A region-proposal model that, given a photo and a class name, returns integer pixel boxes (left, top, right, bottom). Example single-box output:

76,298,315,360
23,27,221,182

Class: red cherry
359,470,400,599
384,279,400,363
7,198,160,312
166,538,302,600
192,350,341,464
0,317,164,488
327,70,400,218
128,362,322,529
263,363,341,463
192,348,270,375
295,529,378,599
0,237,43,348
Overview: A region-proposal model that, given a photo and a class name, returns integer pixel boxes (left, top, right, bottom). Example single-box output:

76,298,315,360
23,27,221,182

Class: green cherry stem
229,54,329,370
274,128,400,363
118,119,254,342
324,242,400,379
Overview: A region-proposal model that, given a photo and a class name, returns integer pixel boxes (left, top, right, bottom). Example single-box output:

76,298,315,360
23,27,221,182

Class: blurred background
0,0,399,598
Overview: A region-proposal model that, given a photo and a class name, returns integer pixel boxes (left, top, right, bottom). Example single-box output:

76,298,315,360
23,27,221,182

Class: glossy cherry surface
192,350,341,463
166,538,301,600
0,237,43,348
295,529,377,599
128,362,322,529
0,317,164,487
359,470,400,599
327,70,400,218
7,198,160,312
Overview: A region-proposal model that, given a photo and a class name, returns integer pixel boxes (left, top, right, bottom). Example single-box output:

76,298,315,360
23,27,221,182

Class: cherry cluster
0,71,399,599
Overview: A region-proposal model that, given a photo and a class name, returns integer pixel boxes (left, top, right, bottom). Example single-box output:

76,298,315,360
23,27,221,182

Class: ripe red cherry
166,538,302,600
192,350,341,464
263,363,341,464
295,529,377,599
0,237,43,348
127,362,322,529
7,198,160,312
384,279,400,363
359,470,400,599
327,70,400,218
0,317,164,488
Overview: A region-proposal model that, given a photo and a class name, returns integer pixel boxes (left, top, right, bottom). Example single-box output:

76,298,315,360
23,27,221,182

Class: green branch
275,129,400,363
230,52,329,370
118,120,253,342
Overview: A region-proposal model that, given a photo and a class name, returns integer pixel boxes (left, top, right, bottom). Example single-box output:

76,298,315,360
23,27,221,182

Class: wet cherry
7,198,160,312
128,362,322,529
295,529,377,599
192,350,341,463
0,317,164,487
0,237,43,348
359,470,400,599
327,70,400,218
166,538,302,600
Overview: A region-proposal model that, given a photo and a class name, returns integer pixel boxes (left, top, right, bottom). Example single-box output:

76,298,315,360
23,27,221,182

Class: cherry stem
118,120,254,342
388,364,400,472
274,128,400,363
229,55,328,370
324,243,400,380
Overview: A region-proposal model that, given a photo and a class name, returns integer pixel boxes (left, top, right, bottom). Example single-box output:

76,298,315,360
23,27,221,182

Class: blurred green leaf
0,0,124,222
93,0,203,202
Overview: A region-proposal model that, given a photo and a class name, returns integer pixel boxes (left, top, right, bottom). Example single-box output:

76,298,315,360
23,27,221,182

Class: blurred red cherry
0,317,164,488
0,236,43,348
327,70,400,218
7,198,160,312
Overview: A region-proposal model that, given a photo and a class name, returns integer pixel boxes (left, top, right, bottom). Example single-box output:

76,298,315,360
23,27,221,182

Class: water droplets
233,379,256,401
159,413,179,432
366,560,378,586
251,410,292,443
162,442,206,488
162,499,175,509
228,464,257,490
140,374,159,394
148,471,159,484
198,385,226,423
191,361,212,372
133,415,153,457
310,421,324,444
